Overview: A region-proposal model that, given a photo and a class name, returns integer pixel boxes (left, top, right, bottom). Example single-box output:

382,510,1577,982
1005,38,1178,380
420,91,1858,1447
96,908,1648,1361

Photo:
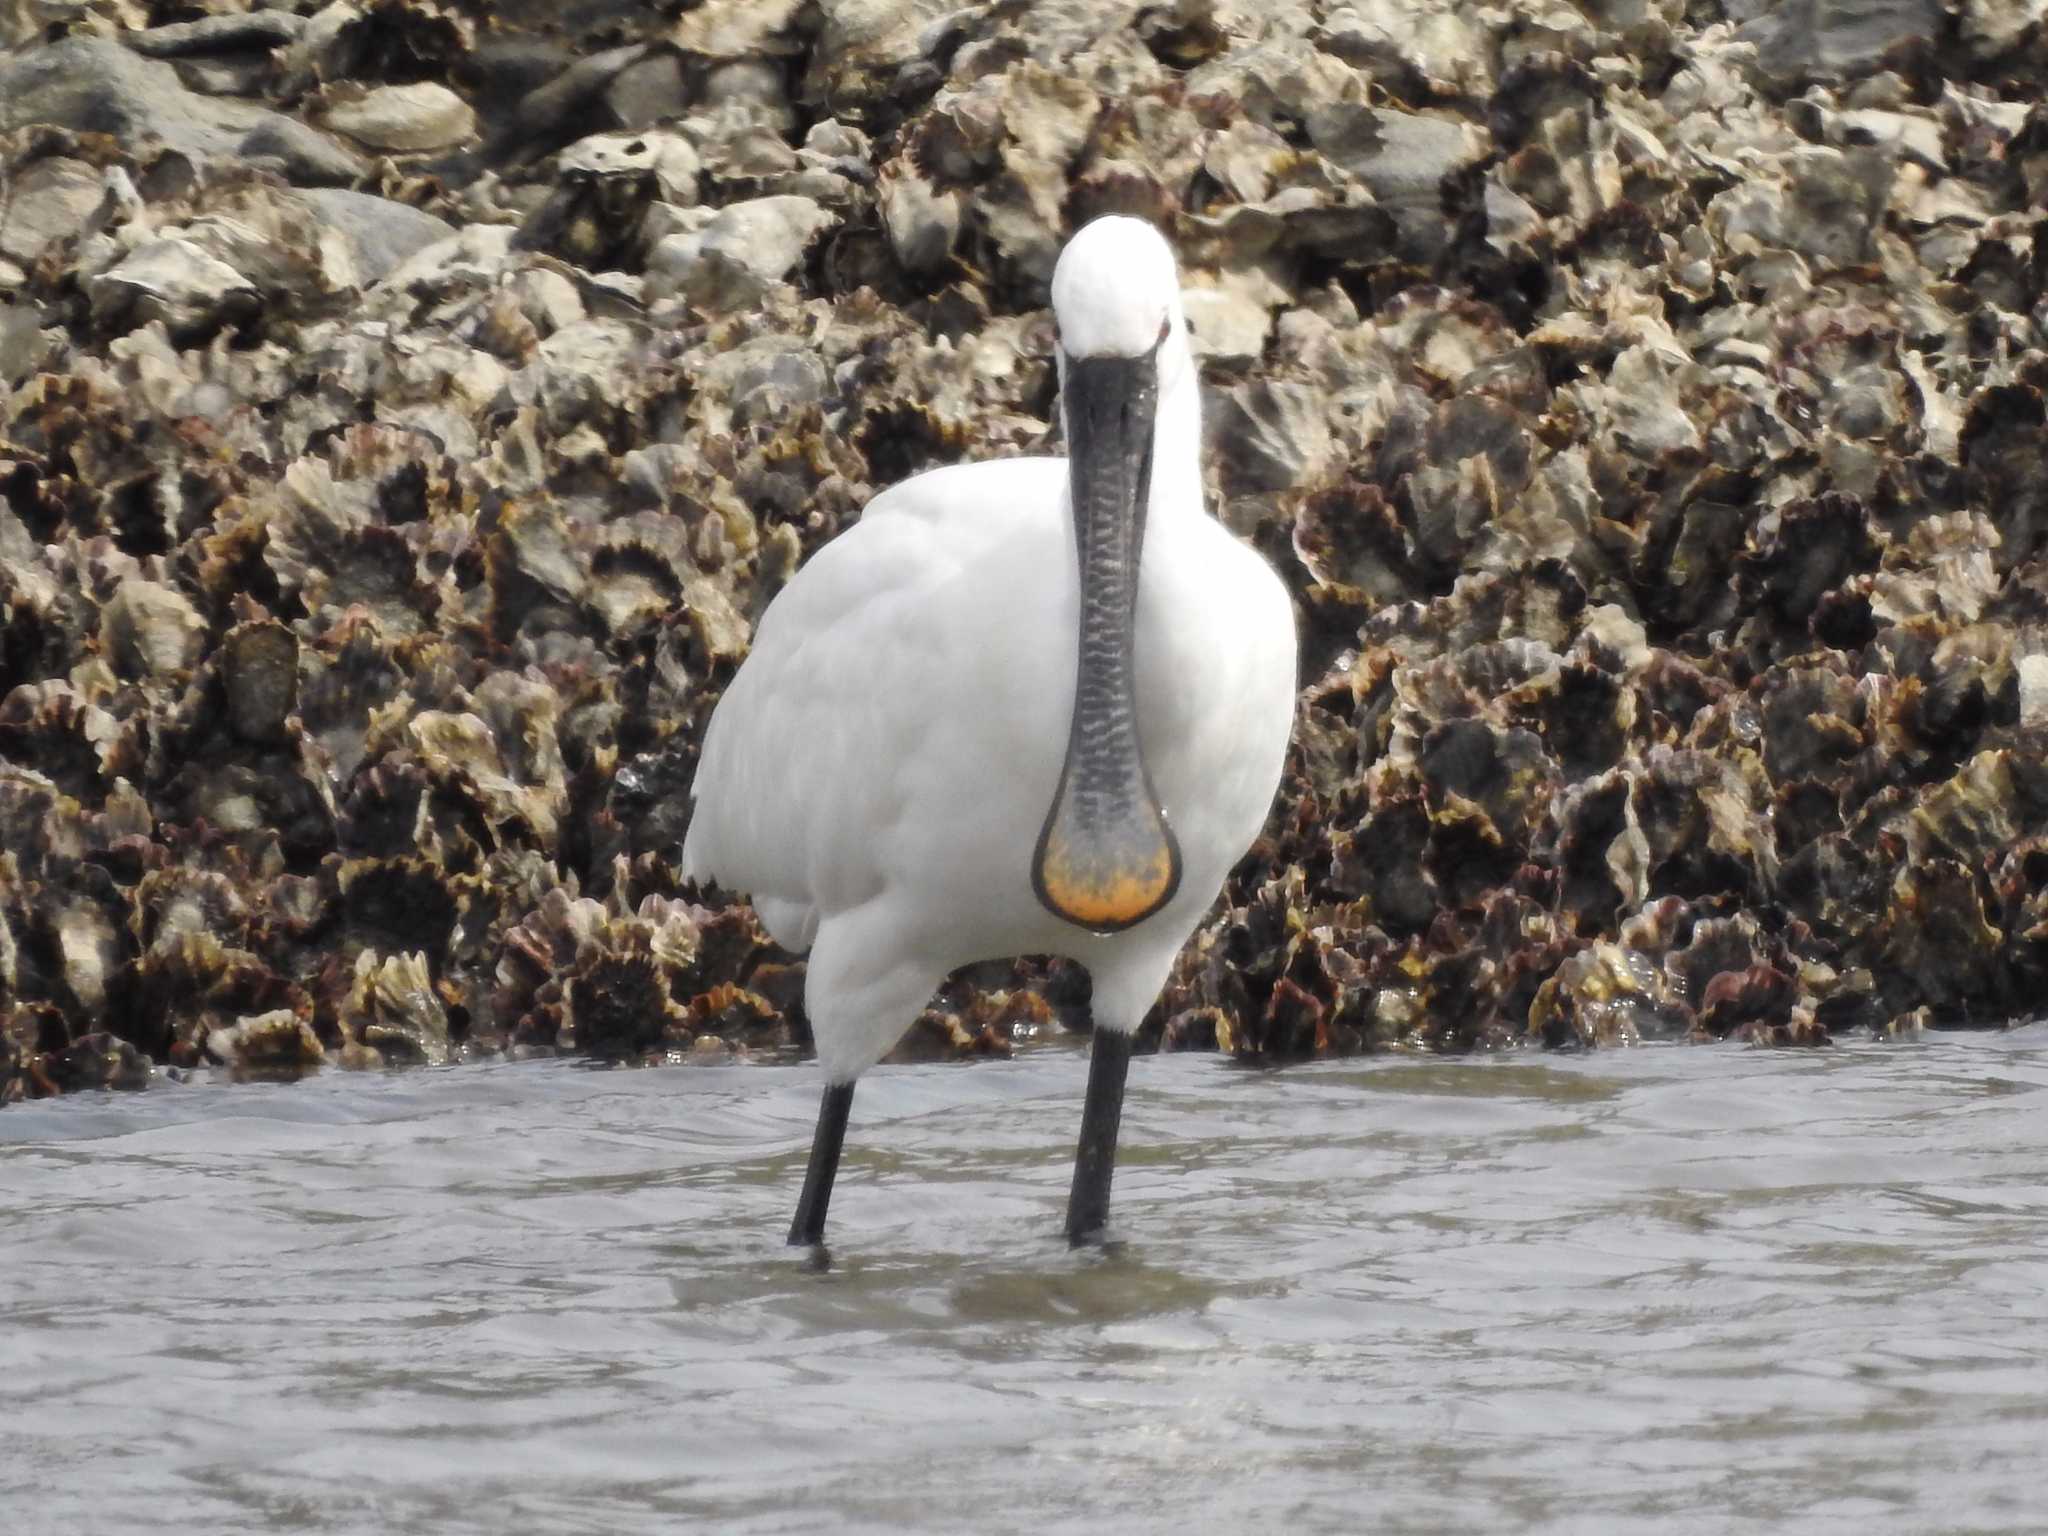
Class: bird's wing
680,458,1066,947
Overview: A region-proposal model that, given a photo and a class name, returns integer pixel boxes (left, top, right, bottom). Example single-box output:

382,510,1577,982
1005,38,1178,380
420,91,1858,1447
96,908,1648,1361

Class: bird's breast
1132,527,1296,876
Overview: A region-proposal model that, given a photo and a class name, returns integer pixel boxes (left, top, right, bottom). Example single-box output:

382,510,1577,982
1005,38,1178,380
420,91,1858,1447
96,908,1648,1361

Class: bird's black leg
789,1080,856,1247
1066,1027,1134,1244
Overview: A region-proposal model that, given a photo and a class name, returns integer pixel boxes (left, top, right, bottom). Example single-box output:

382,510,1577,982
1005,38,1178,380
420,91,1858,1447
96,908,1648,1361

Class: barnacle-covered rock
512,132,691,273
484,882,812,1062
124,863,303,1067
47,1032,151,1093
0,152,104,270
338,949,450,1066
1530,942,1695,1048
1874,857,2005,1021
206,1009,326,1081
87,236,263,341
1306,100,1488,262
99,579,209,682
220,619,301,746
296,189,454,286
263,457,450,637
8,0,2048,1103
1552,769,1649,931
1212,376,1336,502
1634,747,1777,903
0,683,119,808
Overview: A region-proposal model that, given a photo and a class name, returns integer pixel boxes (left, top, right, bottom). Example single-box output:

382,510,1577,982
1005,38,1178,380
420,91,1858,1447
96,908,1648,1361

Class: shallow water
3,1030,2046,1536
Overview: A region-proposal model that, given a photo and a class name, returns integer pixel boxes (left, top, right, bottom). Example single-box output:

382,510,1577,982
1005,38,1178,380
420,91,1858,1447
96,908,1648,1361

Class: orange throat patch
1033,826,1179,933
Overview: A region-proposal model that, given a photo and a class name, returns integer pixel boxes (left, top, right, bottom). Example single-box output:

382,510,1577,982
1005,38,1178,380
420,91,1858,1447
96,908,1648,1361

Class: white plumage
681,215,1296,1243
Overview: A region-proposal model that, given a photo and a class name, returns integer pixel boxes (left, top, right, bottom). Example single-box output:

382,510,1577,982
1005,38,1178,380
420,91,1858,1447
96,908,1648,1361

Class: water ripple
4,1033,2047,1534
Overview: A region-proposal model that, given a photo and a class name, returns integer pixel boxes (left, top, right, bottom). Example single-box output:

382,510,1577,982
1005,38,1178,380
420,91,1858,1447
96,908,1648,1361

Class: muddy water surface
4,1031,2046,1535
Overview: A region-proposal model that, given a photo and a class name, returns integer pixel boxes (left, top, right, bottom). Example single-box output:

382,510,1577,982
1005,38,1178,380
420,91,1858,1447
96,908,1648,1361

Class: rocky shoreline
3,0,2046,1102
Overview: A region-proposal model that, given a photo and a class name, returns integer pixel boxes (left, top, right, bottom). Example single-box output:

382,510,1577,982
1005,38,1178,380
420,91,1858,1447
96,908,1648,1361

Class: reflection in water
3,1031,2046,1535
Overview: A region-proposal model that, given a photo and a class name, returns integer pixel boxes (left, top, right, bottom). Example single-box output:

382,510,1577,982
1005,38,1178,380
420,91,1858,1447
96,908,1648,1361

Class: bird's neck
1144,362,1205,532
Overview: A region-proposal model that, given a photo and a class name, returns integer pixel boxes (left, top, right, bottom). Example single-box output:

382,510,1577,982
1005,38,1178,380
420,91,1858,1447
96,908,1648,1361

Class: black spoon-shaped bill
1032,348,1182,935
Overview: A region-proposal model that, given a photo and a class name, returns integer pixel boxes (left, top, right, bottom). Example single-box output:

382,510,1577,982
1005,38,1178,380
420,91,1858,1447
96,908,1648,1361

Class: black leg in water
1065,1027,1134,1244
789,1080,856,1247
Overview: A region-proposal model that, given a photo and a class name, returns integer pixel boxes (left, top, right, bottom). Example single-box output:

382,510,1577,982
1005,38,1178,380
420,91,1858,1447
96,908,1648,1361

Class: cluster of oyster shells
4,0,2047,1098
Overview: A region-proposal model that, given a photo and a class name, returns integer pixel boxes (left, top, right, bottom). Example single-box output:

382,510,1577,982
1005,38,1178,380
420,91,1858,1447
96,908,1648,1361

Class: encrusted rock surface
4,0,2048,1100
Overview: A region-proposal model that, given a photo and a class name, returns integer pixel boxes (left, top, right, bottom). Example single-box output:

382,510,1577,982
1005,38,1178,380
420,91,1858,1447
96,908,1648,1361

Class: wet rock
207,1010,326,1080
1875,858,2004,1022
1531,942,1695,1048
339,949,451,1066
48,1032,151,1093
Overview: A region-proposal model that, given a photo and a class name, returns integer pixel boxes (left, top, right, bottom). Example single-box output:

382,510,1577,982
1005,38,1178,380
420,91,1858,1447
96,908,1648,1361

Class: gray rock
87,235,260,338
126,11,306,58
1305,101,1487,260
0,156,103,265
176,207,359,303
509,266,586,335
0,297,57,384
372,223,519,298
0,37,365,184
171,56,275,99
605,51,691,128
296,189,456,286
1736,0,1943,91
881,170,961,275
646,195,836,307
718,340,832,427
321,82,478,153
489,42,652,164
238,120,370,187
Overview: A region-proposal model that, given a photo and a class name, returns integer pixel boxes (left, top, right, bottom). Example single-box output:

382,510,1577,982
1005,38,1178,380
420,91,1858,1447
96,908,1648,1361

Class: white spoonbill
681,215,1297,1246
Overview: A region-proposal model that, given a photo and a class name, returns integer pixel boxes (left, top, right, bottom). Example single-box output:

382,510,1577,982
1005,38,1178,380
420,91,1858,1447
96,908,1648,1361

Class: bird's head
1049,215,1188,379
